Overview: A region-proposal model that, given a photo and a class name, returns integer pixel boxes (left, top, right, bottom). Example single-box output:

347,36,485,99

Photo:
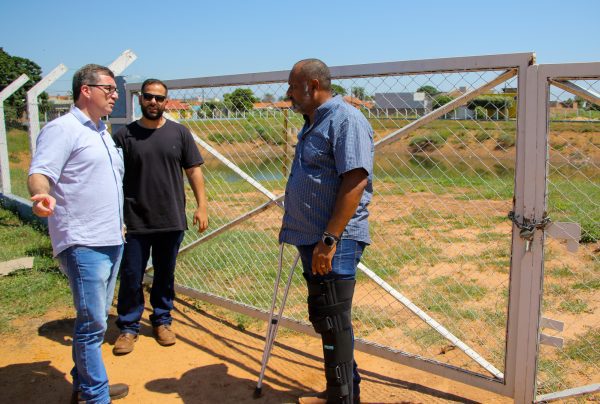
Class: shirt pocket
301,134,331,166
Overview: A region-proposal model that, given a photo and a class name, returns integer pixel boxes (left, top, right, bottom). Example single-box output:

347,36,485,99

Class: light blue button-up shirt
29,107,125,256
279,95,374,246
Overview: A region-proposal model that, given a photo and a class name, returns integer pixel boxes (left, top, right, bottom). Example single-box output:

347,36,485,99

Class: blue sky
1,0,599,94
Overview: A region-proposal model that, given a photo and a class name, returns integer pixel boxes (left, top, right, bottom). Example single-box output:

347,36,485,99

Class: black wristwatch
321,231,340,247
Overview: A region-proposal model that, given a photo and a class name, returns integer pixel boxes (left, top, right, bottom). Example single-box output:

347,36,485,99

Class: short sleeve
333,114,374,177
181,125,204,169
29,121,74,184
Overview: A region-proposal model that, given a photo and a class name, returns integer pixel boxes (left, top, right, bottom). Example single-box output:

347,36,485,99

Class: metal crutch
253,242,300,398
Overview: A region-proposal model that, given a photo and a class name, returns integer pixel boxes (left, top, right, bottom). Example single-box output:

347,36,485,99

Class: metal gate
127,53,540,399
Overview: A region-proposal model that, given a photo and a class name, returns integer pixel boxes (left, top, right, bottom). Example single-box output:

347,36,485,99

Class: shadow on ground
0,360,72,403
146,363,299,403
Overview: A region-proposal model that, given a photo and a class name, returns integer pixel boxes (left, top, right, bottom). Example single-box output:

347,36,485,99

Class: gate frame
525,62,600,404
125,52,544,399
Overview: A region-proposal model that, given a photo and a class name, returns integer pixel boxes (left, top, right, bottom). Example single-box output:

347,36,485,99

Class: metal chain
508,210,550,243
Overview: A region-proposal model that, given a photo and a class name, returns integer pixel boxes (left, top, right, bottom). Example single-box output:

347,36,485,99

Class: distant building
373,92,432,116
252,100,292,110
165,99,192,120
47,95,73,120
343,96,374,110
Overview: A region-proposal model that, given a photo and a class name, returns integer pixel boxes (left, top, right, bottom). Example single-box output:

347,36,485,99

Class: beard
290,86,311,114
141,105,164,120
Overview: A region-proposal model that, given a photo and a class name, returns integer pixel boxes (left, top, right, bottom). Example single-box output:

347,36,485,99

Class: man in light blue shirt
28,64,128,404
279,59,374,404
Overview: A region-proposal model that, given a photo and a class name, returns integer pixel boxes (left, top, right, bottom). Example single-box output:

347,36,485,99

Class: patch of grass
207,131,256,144
404,326,446,348
474,131,491,142
430,276,487,301
9,167,30,199
558,298,591,314
536,358,567,395
478,231,505,242
353,306,395,332
561,327,600,365
495,133,515,150
482,309,507,328
572,279,600,291
546,283,568,296
7,128,30,154
0,208,71,334
408,133,448,153
547,265,575,278
232,312,261,331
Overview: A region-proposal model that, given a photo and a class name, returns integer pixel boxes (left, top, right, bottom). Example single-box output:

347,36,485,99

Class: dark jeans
116,231,184,334
296,239,366,397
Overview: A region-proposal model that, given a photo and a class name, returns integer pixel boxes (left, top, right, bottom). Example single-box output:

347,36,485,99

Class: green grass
404,326,446,348
561,327,600,365
558,298,591,314
353,306,396,332
430,276,488,301
547,265,575,278
537,358,567,395
0,208,71,334
572,279,600,290
408,132,449,153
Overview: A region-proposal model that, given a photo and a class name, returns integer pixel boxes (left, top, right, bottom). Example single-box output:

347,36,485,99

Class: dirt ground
0,296,515,404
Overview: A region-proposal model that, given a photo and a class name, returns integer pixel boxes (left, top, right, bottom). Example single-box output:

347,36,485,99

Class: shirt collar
302,94,342,127
70,106,107,133
313,94,341,122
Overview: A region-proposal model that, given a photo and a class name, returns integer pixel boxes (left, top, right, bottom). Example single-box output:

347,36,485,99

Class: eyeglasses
87,84,118,95
142,92,167,103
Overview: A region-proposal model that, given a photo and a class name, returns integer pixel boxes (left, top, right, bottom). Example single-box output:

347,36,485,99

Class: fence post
27,64,67,155
106,50,137,134
0,74,30,195
506,62,547,404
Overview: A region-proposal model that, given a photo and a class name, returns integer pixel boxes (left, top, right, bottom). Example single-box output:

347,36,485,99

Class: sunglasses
142,92,167,102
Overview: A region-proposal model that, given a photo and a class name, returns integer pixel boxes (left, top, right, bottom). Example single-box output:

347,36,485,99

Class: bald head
292,59,332,92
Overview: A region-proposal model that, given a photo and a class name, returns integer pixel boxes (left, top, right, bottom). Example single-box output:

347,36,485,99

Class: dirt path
0,297,512,404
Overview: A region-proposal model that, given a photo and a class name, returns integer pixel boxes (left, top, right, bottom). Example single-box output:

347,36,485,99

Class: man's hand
193,206,209,233
31,194,55,217
312,241,336,276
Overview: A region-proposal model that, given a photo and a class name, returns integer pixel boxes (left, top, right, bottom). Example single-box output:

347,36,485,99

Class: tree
432,94,454,109
199,100,225,119
416,85,440,96
468,95,514,110
351,86,366,100
0,48,47,125
223,88,258,112
262,93,275,103
331,84,347,96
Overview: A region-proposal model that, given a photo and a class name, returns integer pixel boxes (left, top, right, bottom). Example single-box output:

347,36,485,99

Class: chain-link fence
536,78,600,399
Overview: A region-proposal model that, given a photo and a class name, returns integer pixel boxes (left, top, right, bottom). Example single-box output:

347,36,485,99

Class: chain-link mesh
153,68,521,381
536,79,600,397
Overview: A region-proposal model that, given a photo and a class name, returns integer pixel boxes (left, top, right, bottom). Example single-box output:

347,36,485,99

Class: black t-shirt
113,120,204,234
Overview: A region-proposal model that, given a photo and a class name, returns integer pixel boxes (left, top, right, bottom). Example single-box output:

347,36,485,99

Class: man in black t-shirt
112,79,209,355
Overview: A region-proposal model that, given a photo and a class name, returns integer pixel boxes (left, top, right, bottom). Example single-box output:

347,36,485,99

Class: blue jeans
116,231,184,334
296,239,366,397
58,244,124,404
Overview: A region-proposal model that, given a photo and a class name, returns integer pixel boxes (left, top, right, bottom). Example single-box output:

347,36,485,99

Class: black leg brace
307,279,356,404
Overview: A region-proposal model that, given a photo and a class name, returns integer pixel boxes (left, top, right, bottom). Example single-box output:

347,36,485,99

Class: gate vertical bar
507,62,548,403
0,74,30,195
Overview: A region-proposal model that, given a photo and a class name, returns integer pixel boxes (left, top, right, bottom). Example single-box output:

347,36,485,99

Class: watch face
323,235,335,247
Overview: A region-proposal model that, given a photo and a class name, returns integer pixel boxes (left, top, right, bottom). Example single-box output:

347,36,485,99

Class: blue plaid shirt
279,95,374,246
